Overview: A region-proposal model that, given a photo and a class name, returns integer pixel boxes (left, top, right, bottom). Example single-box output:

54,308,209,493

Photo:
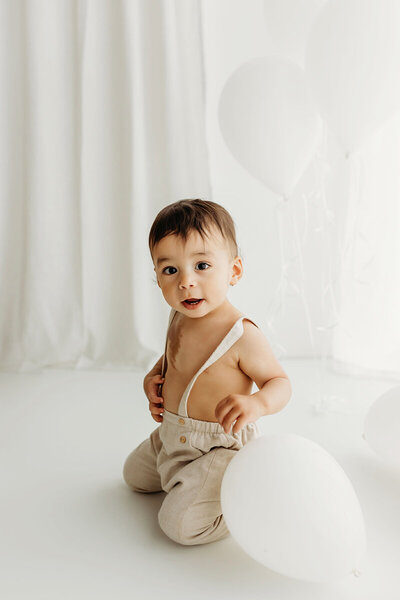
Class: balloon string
328,150,357,369
319,125,340,325
267,196,304,358
288,190,331,412
327,149,381,412
335,150,363,355
268,122,374,413
341,151,362,288
276,200,286,322
289,198,316,352
313,125,330,410
313,124,369,413
266,199,288,357
268,128,328,372
321,129,338,406
298,123,344,413
267,200,282,332
269,127,376,412
324,144,376,411
349,154,375,285
314,124,344,411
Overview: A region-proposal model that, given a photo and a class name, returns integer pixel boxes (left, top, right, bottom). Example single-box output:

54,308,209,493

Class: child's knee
122,446,161,493
122,451,141,490
157,497,229,545
158,503,195,545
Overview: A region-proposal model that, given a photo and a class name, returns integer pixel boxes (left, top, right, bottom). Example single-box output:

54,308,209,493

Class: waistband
162,408,232,434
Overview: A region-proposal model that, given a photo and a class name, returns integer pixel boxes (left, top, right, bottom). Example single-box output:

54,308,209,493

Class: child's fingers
150,393,163,405
145,376,164,396
149,401,164,417
153,375,165,388
152,379,165,398
147,375,165,420
150,407,163,422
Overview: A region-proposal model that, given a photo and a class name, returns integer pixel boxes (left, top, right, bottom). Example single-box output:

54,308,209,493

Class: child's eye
196,262,210,271
162,266,177,275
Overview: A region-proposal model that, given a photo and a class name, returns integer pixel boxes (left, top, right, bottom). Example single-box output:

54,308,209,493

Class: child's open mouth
182,298,204,310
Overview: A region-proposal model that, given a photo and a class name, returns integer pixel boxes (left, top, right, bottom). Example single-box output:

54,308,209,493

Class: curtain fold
332,114,400,379
0,0,210,372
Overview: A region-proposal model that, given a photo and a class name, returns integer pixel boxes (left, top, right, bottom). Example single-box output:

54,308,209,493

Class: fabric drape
332,114,400,379
0,0,210,372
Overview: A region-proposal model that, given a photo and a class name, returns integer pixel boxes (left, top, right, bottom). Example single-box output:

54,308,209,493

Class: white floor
1,359,399,600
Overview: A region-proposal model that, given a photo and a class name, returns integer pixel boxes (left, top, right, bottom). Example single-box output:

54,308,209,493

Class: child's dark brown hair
149,199,238,258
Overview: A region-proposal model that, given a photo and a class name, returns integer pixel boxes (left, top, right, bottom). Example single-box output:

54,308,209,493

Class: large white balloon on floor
306,0,400,155
218,57,321,199
364,386,400,468
263,0,326,65
221,434,366,582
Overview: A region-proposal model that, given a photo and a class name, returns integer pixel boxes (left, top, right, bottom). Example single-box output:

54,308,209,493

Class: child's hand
214,394,262,434
144,374,165,423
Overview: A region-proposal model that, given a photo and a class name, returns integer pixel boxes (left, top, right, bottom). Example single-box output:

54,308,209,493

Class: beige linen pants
123,408,259,546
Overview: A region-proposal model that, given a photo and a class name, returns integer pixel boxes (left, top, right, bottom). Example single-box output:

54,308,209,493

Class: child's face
152,227,242,318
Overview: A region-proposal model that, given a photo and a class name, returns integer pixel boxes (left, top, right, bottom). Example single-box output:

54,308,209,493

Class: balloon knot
352,569,361,578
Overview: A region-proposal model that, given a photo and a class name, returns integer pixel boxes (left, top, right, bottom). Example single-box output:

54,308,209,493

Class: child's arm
215,322,292,434
143,354,164,389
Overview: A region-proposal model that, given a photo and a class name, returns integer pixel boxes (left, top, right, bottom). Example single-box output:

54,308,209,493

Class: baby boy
123,199,291,546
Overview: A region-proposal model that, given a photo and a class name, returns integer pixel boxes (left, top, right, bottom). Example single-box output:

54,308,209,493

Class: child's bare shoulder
237,318,270,354
236,318,288,386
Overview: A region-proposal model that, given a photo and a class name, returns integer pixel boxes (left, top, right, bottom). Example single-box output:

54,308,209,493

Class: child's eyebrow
156,251,215,267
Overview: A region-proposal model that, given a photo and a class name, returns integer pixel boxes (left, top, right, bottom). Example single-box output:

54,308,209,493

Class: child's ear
230,256,243,286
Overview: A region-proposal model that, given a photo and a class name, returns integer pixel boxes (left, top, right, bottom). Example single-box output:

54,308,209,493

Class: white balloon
221,434,366,582
263,0,326,65
364,386,400,468
218,57,321,199
306,0,400,154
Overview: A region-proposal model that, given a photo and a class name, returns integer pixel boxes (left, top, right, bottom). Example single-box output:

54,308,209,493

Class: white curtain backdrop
332,114,400,379
1,0,399,380
0,0,210,372
201,0,400,380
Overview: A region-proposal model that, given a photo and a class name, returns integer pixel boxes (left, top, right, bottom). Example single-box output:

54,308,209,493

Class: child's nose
178,274,196,289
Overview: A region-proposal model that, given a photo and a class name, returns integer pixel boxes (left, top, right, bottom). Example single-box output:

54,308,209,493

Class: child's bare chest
162,316,253,421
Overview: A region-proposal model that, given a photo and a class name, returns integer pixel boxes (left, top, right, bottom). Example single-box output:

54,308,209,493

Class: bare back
161,310,255,422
